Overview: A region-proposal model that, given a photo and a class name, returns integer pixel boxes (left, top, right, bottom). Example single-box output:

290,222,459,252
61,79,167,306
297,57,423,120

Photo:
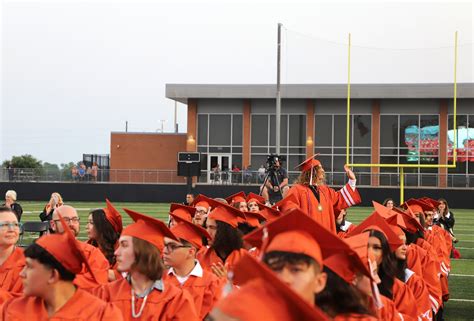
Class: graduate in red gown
0,215,122,320
196,199,247,276
89,208,199,321
0,206,25,295
280,155,361,234
85,199,123,281
163,214,224,320
210,253,330,321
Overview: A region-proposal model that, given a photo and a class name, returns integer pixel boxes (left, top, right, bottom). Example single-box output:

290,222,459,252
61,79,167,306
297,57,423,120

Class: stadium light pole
275,22,282,155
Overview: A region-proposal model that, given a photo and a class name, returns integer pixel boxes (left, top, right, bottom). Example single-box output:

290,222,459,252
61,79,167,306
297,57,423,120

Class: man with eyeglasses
163,216,223,320
0,206,25,295
50,205,109,289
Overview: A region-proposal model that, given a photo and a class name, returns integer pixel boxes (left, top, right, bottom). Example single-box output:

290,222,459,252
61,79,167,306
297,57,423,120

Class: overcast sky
1,0,473,165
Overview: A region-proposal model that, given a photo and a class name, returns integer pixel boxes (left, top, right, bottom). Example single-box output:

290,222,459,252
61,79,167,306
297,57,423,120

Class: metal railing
1,168,473,188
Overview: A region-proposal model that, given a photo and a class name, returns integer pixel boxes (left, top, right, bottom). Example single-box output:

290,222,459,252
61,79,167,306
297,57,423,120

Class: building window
379,114,439,187
314,114,372,186
448,114,474,187
197,113,243,171
250,114,306,175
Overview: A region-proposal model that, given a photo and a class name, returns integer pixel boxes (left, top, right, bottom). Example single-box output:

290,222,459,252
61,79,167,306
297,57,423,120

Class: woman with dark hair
90,209,198,321
383,198,395,209
316,268,377,320
86,200,122,280
391,225,433,321
437,198,456,239
196,202,246,278
367,228,419,320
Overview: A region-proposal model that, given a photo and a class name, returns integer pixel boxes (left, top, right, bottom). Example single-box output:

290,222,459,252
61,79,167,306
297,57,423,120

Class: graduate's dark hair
263,251,321,273
0,206,14,214
405,229,424,245
131,237,164,281
211,221,243,262
368,229,396,299
315,267,375,318
24,242,75,281
394,257,407,282
237,222,257,236
88,209,120,266
382,198,395,207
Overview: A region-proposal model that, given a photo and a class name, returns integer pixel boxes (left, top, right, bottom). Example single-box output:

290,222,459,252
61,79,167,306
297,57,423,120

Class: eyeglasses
195,210,207,215
54,217,80,224
0,222,21,230
164,243,190,253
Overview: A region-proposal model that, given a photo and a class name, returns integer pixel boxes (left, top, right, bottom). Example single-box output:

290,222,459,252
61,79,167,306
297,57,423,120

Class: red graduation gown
90,278,199,321
334,313,378,321
0,247,25,295
74,242,109,289
282,183,361,234
392,278,418,321
163,266,224,320
405,270,432,321
197,247,247,273
0,288,122,321
378,295,403,321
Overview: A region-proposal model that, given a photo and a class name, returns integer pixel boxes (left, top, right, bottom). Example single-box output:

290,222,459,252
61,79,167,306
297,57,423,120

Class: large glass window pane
400,115,419,163
289,115,306,147
251,115,268,146
197,115,208,146
419,115,439,160
209,115,231,146
353,115,371,147
334,115,348,147
232,115,243,146
318,156,332,172
269,115,288,147
315,115,332,146
380,115,398,148
251,155,268,172
288,155,306,172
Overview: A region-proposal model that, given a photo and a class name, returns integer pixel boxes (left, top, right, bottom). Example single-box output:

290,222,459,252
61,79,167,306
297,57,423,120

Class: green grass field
18,201,474,320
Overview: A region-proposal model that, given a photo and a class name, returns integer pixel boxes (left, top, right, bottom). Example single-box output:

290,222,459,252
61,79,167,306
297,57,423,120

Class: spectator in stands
78,163,86,181
257,164,266,183
7,164,14,182
71,165,79,182
39,192,64,232
212,164,220,184
231,164,241,184
86,166,92,182
3,190,23,222
91,162,99,182
243,165,253,184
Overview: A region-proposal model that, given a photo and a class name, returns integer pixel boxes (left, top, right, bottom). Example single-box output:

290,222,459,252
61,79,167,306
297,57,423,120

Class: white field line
450,274,474,277
456,247,474,250
449,298,474,302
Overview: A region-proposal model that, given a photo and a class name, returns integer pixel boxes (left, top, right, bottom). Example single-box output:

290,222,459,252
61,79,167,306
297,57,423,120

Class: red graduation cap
170,219,211,249
169,203,196,222
216,253,330,321
294,154,321,172
243,211,267,228
258,205,281,222
324,232,374,283
419,197,441,210
391,207,424,233
103,199,123,234
244,209,351,267
347,212,403,252
192,194,211,211
36,214,97,282
273,193,299,214
122,208,178,251
246,192,265,205
207,201,246,228
225,191,247,205
402,198,432,214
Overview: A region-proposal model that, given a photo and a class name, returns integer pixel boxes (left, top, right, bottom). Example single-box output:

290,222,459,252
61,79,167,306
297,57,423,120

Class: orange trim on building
243,99,251,168
187,99,198,152
371,100,380,186
306,99,315,157
439,99,448,188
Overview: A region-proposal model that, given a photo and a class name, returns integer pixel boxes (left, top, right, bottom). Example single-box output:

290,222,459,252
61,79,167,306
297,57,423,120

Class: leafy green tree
2,154,43,169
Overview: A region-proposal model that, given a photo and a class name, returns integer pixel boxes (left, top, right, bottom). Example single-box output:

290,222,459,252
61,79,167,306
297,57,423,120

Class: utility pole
159,119,166,133
174,101,178,133
276,22,282,155
125,121,128,132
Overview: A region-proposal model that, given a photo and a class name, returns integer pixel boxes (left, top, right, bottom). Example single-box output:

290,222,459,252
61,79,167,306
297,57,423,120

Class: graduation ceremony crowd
0,155,458,320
